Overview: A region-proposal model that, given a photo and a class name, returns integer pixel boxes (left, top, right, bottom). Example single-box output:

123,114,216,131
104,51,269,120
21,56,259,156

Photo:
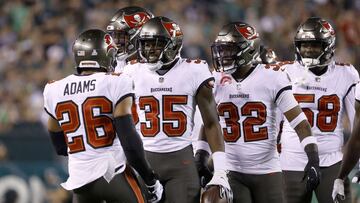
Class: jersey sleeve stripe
344,83,357,98
274,85,292,103
115,93,135,106
44,107,57,120
195,77,215,97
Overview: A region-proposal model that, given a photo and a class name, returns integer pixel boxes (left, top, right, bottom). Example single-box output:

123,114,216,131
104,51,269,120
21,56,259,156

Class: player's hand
195,149,213,188
206,170,231,192
332,179,345,203
205,170,233,203
302,160,321,192
352,171,360,184
146,179,163,203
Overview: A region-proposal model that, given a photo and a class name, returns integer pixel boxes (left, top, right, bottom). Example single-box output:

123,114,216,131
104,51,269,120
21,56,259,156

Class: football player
194,44,281,189
43,29,163,203
106,6,154,72
122,16,230,203
332,83,360,202
279,17,359,203
197,21,320,203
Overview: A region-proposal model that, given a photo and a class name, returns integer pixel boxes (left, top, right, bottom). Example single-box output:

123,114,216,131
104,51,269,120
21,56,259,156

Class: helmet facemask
211,43,240,74
107,29,131,60
138,36,171,71
211,41,259,74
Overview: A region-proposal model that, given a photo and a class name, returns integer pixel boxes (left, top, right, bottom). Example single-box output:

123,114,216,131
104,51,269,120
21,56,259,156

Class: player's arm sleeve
113,99,156,186
344,66,360,131
192,61,215,96
111,74,135,106
344,83,357,131
43,83,56,119
48,130,68,156
274,72,298,113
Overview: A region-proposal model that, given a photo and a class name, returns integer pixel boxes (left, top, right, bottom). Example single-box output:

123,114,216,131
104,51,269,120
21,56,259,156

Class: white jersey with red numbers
280,61,359,171
214,64,297,174
123,58,214,153
43,72,134,190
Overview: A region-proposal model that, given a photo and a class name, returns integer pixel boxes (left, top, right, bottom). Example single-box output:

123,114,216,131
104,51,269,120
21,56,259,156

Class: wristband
301,136,317,149
289,112,307,129
212,151,228,172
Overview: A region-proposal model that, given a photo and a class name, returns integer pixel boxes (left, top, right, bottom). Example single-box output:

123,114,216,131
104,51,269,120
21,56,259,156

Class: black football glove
302,148,321,192
194,149,213,188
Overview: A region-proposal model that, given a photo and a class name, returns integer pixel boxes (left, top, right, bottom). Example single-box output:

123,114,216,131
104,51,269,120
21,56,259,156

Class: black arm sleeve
49,131,68,156
114,114,156,185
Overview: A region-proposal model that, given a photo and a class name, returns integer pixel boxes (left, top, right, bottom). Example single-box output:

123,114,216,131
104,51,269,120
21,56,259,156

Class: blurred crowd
0,0,359,133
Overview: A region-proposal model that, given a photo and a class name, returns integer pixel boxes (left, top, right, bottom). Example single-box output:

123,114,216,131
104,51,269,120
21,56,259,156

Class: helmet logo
104,34,115,53
321,21,335,35
162,22,183,37
235,25,258,40
124,12,151,28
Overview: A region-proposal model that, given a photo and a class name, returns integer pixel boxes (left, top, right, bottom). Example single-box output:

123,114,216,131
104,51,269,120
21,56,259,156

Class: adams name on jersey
43,72,134,190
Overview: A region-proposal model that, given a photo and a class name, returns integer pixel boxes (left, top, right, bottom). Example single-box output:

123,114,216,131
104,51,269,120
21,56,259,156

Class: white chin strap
221,61,237,74
301,58,320,68
147,61,163,71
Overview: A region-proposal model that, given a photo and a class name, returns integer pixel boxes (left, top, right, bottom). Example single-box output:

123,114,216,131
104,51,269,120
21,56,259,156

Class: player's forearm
48,131,68,156
294,120,313,141
203,122,224,152
294,120,319,162
114,114,156,185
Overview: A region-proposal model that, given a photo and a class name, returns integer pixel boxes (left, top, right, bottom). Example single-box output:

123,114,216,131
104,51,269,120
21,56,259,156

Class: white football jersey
43,72,134,190
191,106,203,151
356,83,360,101
123,58,213,153
280,61,359,171
214,64,296,174
114,57,127,73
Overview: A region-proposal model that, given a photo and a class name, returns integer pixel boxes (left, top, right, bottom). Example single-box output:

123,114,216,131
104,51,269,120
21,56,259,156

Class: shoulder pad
335,61,351,67
47,80,56,84
185,58,207,64
264,61,294,72
130,59,139,65
106,72,121,76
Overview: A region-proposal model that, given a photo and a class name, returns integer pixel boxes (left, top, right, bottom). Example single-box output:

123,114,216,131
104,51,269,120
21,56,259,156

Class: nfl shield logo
159,77,164,83
236,83,241,90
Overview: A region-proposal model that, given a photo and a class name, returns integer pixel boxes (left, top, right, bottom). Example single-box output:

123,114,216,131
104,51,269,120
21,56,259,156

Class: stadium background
0,0,359,202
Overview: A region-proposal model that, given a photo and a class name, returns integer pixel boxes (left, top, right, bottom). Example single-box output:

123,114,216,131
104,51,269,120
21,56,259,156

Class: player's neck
156,58,179,75
309,66,328,76
231,64,255,82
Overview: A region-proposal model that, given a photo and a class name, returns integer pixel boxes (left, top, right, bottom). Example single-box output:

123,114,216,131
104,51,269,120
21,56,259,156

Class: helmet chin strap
221,61,237,74
301,58,321,68
147,61,163,71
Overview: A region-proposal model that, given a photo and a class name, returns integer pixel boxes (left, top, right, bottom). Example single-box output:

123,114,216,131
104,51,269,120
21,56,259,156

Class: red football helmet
201,185,233,203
